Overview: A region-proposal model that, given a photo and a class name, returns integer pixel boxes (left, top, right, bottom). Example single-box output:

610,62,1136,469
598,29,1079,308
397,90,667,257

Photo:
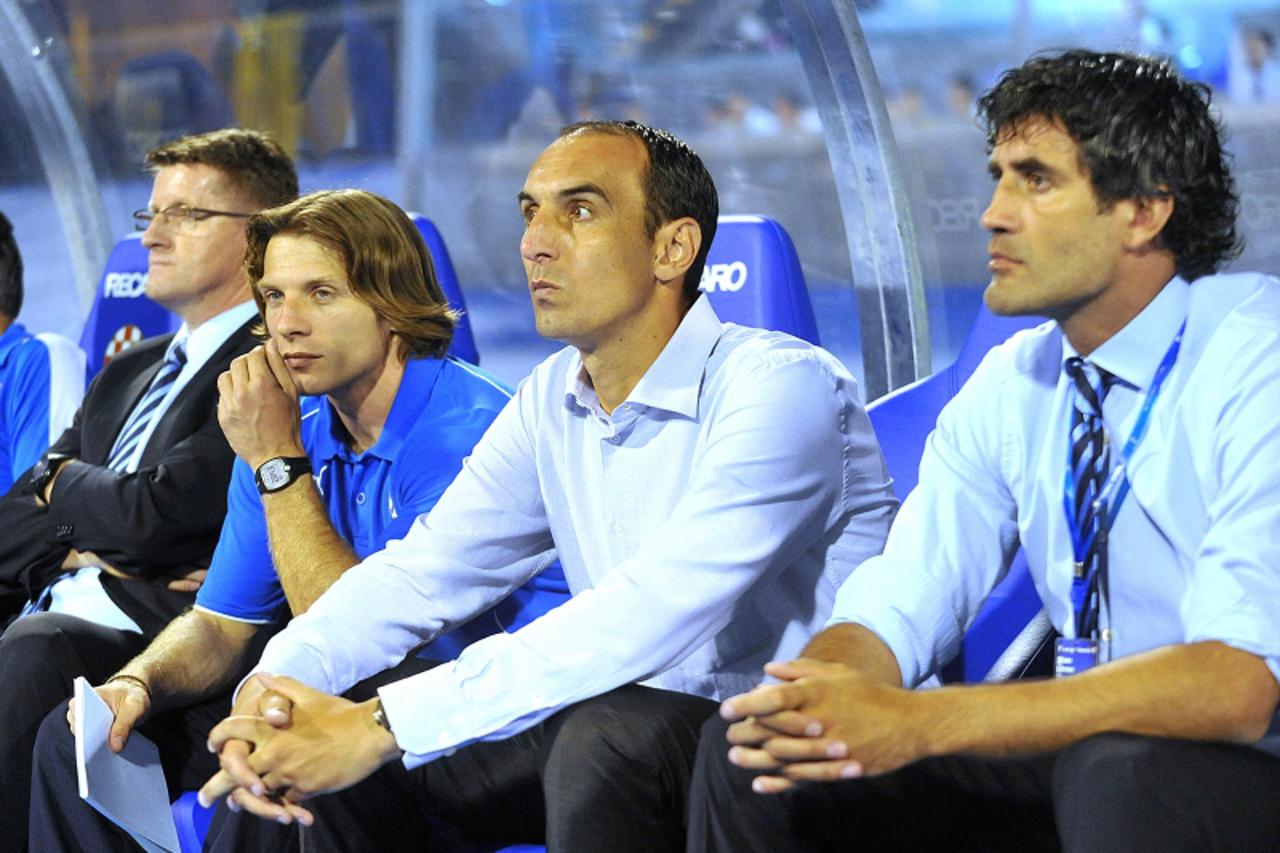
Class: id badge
1054,637,1098,678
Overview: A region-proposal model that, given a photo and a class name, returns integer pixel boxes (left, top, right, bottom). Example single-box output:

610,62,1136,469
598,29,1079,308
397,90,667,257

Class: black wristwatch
30,453,73,499
253,456,312,494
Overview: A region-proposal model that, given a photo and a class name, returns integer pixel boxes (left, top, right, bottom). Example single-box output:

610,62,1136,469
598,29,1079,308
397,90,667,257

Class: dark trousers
0,612,156,853
206,681,719,853
687,714,1280,852
28,693,228,853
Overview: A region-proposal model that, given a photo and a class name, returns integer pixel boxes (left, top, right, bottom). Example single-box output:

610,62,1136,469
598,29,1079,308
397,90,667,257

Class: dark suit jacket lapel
139,319,257,467
109,351,169,441
79,334,174,466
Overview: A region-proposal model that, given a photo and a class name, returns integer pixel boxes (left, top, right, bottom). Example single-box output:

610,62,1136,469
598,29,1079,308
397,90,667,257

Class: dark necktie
1064,356,1114,635
107,341,188,471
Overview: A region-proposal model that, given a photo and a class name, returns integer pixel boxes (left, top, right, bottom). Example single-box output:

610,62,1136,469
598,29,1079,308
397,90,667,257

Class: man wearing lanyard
690,50,1280,851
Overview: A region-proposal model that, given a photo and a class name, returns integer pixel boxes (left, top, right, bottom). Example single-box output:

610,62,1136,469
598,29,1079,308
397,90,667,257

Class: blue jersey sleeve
1,339,53,489
194,459,287,623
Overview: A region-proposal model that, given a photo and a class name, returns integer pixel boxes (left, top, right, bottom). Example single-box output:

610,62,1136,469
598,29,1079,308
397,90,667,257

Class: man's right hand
67,679,152,753
217,341,305,470
207,672,296,802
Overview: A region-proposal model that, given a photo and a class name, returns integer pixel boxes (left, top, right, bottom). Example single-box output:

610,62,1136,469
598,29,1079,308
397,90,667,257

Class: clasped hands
196,673,401,826
720,658,929,794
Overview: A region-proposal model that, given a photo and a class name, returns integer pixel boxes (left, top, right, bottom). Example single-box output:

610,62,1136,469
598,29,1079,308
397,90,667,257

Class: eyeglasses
133,205,252,232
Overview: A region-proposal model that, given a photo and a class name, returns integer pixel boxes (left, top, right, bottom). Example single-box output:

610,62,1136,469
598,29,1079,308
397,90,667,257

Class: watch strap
372,698,394,734
30,452,73,496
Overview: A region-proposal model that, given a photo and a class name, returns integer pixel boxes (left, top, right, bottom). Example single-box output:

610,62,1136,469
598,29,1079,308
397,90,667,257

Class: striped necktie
107,341,188,471
1064,356,1114,633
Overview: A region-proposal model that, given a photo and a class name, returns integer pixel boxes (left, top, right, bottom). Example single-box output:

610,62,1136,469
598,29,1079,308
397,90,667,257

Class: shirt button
355,492,366,505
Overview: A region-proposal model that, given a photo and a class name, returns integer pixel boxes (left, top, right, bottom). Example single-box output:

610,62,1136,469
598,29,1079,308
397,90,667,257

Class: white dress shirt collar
172,300,259,374
1061,276,1189,391
564,296,723,420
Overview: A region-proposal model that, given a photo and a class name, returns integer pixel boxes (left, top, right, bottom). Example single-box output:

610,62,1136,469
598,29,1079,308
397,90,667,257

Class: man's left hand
199,674,401,825
62,549,121,576
165,567,208,593
720,658,930,793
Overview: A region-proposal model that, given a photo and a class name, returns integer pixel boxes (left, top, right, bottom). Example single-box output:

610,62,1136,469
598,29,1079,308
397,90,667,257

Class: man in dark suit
0,128,297,852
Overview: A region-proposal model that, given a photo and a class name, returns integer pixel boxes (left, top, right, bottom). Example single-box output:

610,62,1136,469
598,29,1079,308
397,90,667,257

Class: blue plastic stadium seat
172,790,213,853
866,302,1048,683
407,213,480,365
79,233,182,382
700,215,820,344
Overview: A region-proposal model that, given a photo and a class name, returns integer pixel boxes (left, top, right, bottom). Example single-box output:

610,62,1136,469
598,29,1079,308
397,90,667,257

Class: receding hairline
522,132,649,209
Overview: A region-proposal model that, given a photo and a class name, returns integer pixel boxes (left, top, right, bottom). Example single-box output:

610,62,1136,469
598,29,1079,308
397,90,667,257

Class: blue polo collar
308,355,447,463
0,322,30,367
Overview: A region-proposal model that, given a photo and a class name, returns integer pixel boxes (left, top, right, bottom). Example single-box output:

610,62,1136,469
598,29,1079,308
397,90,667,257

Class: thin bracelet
105,673,152,702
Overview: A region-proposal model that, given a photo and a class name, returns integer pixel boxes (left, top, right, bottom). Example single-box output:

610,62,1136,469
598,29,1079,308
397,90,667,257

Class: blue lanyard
1062,321,1185,632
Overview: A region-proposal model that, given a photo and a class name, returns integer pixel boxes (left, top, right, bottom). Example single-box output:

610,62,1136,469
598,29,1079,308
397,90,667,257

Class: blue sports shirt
0,323,85,491
195,355,569,659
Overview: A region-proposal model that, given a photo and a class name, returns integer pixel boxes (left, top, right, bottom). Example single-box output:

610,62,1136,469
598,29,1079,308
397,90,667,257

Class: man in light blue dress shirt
691,51,1280,852
194,121,898,851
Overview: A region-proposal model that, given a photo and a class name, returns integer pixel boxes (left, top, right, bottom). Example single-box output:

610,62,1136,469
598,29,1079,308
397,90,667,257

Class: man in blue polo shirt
0,210,84,494
28,188,567,851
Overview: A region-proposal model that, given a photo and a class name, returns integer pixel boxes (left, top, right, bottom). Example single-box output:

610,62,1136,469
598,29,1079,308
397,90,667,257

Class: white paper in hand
72,676,180,853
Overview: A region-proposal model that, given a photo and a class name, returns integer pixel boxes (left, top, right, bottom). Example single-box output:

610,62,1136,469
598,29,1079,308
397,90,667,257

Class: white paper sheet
73,676,180,853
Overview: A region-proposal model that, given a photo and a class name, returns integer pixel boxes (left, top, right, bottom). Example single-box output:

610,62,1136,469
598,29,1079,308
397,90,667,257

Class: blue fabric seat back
866,302,1045,683
700,215,820,344
79,233,182,382
407,214,480,365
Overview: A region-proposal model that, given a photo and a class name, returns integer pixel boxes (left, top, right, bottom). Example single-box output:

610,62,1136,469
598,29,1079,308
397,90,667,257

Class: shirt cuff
377,662,468,770
250,642,343,699
830,572,935,685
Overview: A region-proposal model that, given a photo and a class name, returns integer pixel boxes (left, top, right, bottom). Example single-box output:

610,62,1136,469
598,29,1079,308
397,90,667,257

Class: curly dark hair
558,120,719,302
977,49,1240,281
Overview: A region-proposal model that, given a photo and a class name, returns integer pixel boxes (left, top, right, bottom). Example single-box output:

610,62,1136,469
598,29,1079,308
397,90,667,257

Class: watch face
259,459,291,490
31,454,64,490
